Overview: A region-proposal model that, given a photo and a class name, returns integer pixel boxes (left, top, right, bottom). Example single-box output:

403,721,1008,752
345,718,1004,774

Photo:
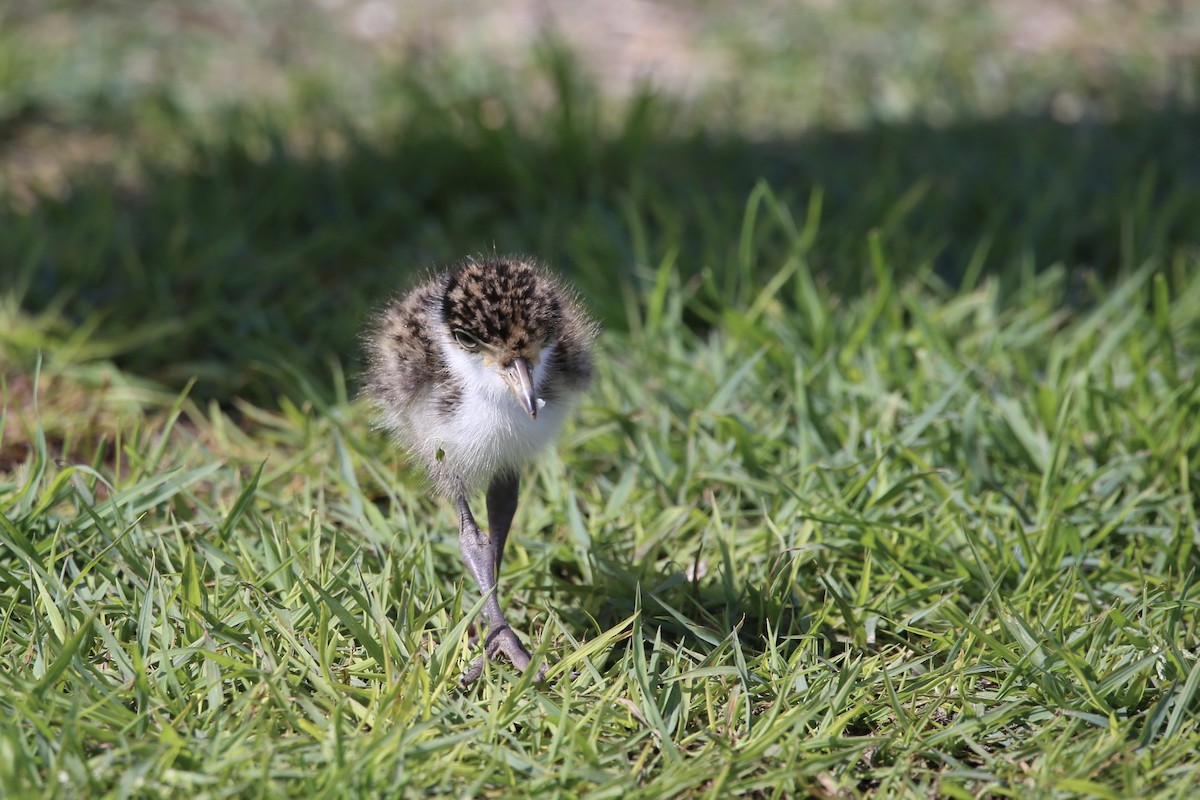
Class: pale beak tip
526,395,547,419
507,356,541,420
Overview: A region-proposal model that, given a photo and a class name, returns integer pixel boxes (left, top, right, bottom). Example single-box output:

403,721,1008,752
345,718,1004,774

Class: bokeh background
3,0,1198,404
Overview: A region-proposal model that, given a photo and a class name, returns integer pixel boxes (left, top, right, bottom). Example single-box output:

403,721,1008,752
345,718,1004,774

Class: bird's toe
459,655,486,687
457,625,545,686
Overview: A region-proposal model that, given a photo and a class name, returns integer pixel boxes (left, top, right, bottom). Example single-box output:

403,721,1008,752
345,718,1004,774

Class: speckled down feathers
363,256,597,497
442,260,560,358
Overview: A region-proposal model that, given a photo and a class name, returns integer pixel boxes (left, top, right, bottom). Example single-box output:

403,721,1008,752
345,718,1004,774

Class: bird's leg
455,494,542,685
459,473,515,651
486,471,520,578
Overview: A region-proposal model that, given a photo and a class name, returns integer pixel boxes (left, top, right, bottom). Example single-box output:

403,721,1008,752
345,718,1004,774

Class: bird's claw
459,624,546,686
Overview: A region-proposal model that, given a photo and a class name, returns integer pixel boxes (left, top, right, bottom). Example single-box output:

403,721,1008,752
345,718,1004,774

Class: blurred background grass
2,0,1198,409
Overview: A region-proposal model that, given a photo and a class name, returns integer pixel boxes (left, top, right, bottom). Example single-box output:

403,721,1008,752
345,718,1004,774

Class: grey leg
455,494,543,685
486,472,520,578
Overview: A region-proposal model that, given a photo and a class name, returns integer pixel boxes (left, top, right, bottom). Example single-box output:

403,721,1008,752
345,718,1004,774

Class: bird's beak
503,357,539,419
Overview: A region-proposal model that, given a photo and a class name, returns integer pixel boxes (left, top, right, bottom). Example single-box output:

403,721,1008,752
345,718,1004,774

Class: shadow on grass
2,73,1198,405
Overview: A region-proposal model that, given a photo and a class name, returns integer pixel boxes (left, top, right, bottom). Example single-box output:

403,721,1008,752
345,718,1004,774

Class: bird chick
364,256,597,684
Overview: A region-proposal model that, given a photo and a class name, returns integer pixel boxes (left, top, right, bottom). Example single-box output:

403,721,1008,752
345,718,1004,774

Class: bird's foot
459,624,546,686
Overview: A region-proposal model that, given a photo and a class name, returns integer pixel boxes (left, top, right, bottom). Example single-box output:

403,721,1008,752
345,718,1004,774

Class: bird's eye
453,329,482,351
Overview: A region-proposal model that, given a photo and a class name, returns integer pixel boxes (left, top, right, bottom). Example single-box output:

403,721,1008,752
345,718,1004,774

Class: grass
3,2,1200,797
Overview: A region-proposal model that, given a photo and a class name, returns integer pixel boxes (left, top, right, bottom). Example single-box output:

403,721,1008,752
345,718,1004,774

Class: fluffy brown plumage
362,255,597,684
364,256,596,496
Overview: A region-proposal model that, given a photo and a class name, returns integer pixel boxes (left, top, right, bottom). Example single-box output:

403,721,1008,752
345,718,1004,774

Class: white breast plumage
407,336,570,490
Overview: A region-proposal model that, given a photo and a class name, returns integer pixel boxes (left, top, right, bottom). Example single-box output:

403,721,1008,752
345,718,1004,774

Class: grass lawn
2,2,1200,797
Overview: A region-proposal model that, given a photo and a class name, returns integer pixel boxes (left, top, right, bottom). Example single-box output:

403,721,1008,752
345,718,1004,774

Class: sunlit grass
4,222,1198,795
